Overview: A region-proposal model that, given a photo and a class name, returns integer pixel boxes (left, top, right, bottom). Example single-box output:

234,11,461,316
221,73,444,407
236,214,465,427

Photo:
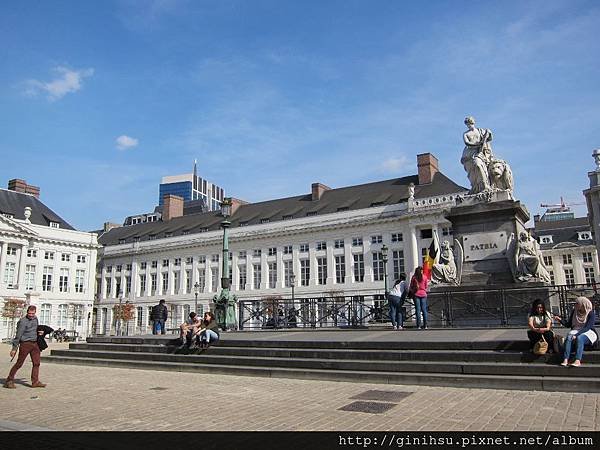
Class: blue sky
1,0,598,230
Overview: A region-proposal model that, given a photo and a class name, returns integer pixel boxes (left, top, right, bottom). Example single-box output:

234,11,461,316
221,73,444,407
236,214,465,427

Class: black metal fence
237,283,600,330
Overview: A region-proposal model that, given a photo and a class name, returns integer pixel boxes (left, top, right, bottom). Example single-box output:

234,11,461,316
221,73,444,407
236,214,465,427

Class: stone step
43,354,600,393
49,349,600,378
67,342,597,364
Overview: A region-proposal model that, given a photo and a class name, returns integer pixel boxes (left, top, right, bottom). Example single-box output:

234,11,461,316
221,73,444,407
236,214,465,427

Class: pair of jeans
562,332,591,361
414,296,428,329
199,329,219,345
387,294,404,328
153,320,166,335
7,341,41,384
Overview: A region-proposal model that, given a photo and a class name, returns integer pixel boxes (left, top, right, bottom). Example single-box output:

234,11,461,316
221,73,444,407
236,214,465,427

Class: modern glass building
158,161,224,211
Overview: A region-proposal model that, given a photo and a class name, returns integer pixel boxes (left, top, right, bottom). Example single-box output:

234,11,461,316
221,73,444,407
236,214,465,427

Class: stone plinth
447,199,530,286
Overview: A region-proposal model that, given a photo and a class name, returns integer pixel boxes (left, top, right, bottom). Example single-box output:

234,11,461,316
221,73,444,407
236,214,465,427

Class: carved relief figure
461,116,494,194
512,232,551,283
488,159,514,199
431,240,459,285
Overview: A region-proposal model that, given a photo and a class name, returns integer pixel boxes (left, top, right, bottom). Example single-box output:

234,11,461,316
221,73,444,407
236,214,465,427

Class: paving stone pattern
1,343,599,431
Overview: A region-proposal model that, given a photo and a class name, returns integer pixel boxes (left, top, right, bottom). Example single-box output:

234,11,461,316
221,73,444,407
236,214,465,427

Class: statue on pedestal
213,289,237,331
507,232,551,283
431,240,459,285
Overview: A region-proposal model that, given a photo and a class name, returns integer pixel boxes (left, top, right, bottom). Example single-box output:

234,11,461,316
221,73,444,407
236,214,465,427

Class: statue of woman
461,116,494,194
431,240,458,285
515,232,551,283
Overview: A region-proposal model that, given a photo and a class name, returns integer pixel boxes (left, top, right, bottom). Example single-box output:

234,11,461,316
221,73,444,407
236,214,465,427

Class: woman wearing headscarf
554,296,598,367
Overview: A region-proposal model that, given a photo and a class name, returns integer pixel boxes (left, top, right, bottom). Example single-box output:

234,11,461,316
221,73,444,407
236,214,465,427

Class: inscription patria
463,232,506,261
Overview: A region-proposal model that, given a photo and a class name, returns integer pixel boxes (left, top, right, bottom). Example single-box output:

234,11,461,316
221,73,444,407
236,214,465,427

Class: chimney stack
163,195,184,221
417,153,439,185
311,182,331,201
8,179,40,198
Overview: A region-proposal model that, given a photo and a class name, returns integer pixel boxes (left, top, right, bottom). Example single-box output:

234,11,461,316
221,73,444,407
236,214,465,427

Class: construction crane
540,197,585,213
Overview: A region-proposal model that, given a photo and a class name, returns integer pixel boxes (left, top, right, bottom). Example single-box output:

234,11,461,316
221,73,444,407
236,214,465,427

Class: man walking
4,305,46,389
151,299,168,335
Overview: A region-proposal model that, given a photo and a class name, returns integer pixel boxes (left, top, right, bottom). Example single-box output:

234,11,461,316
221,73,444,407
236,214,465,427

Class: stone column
0,242,7,288
326,239,335,286
16,244,27,290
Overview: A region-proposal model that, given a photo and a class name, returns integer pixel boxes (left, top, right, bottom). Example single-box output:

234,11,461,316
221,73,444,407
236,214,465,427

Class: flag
423,231,439,280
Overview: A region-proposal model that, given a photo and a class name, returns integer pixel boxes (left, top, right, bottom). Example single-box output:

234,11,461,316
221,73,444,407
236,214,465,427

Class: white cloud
116,135,139,150
24,66,94,101
378,156,410,174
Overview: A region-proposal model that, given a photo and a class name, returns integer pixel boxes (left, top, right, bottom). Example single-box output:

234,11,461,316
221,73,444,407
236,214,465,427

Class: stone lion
488,159,514,198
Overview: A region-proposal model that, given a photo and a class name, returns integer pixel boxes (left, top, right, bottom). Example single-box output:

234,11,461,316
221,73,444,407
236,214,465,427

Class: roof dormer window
578,231,592,241
49,221,60,228
539,235,553,244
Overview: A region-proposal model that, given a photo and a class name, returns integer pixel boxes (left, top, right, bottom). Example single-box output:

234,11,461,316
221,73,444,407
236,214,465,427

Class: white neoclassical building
96,154,467,334
0,183,99,340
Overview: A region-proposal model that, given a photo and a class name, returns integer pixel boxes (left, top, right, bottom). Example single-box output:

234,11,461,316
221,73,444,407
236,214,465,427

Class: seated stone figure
515,232,551,283
431,240,458,285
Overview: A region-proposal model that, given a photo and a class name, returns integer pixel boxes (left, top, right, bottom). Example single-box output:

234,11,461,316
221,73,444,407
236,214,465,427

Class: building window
299,244,309,253
140,262,147,270
185,270,192,294
211,254,220,263
352,237,363,247
3,262,16,287
162,259,169,267
252,249,261,258
268,262,277,288
335,255,346,284
59,268,69,292
585,267,596,285
306,211,317,217
150,273,157,295
115,279,121,297
118,239,126,244
564,269,575,287
105,277,112,297
253,264,262,289
133,236,141,242
283,246,292,255
148,235,156,240
116,265,122,273
282,215,293,220
391,233,403,242
284,261,293,288
61,253,70,262
40,304,52,325
372,252,384,281
317,257,327,285
211,267,219,292
73,304,84,327
239,221,248,227
563,254,572,265
173,272,180,293
268,247,277,256
316,241,327,251
371,235,382,244
300,259,310,286
238,265,247,290
150,260,157,269
334,239,344,249
57,304,68,328
260,218,270,224
548,270,555,284
392,250,405,280
353,254,365,282
137,307,144,328
583,252,593,263
162,273,169,295
442,227,452,236
578,231,592,241
543,256,553,267
25,264,36,290
140,274,147,297
540,236,553,244
27,249,37,258
198,256,206,264
42,266,53,291
124,276,131,295
186,257,193,265
420,229,433,239
6,246,17,256
236,251,246,259
174,258,181,266
44,251,54,260
197,270,205,292
50,222,60,229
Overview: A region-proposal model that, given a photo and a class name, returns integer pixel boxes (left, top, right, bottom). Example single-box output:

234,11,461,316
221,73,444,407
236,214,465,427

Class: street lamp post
290,272,296,302
117,291,123,336
213,198,237,331
381,244,389,294
194,282,200,314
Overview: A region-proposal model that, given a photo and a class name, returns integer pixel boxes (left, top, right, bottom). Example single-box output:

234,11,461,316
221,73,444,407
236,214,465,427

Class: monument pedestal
448,198,530,286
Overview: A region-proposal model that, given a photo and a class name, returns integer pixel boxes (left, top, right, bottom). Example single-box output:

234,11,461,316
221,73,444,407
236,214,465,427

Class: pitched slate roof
0,189,75,230
99,172,466,246
534,217,593,249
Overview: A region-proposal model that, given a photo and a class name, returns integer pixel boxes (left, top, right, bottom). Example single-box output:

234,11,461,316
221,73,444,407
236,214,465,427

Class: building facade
0,185,99,340
95,154,465,334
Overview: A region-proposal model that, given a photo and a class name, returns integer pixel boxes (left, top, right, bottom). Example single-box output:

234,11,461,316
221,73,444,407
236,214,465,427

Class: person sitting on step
527,299,556,353
179,312,202,347
555,296,598,367
194,311,220,349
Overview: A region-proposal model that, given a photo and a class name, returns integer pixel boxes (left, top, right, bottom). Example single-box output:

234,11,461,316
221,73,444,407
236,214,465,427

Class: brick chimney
163,195,184,221
417,153,439,185
8,179,40,198
311,182,331,201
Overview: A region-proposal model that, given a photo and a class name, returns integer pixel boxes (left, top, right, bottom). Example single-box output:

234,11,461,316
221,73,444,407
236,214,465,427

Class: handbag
407,277,417,300
533,335,548,355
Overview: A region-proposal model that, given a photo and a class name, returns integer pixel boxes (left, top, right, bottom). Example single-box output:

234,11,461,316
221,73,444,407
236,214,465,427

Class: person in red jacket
410,267,429,330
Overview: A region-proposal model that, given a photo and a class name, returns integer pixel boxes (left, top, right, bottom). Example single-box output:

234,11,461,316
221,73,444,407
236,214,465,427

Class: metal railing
237,283,600,330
